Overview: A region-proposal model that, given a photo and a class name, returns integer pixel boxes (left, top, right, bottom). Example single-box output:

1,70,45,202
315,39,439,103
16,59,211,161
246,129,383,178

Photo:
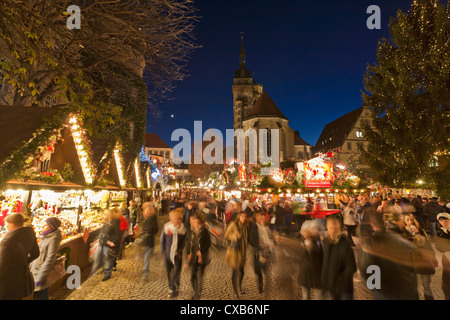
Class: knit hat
437,212,450,220
46,217,61,230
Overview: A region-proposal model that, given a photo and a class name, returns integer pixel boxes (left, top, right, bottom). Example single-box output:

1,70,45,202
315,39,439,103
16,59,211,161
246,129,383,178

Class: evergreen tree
361,0,450,197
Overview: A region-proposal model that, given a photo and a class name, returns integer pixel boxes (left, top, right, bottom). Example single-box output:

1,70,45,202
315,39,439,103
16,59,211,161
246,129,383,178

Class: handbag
134,233,150,246
44,256,67,286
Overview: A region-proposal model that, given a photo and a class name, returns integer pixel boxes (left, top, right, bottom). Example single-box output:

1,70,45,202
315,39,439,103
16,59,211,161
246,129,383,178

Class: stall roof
0,106,61,164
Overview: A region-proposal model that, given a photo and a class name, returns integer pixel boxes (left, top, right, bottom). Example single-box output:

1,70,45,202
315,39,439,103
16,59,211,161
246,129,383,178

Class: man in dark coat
139,205,159,281
358,197,376,238
0,213,40,300
359,211,418,300
321,216,356,300
297,219,323,300
424,197,444,238
274,201,285,234
249,211,275,294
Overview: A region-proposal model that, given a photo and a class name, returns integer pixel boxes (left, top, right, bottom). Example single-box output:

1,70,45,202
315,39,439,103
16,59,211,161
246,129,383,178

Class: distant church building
232,36,311,163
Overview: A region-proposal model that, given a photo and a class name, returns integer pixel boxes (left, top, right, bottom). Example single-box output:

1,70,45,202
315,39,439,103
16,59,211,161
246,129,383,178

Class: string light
69,115,94,185
114,144,126,188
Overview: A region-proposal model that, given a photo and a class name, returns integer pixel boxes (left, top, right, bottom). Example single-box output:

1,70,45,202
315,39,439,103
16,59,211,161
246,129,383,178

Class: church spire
239,32,246,68
234,33,251,79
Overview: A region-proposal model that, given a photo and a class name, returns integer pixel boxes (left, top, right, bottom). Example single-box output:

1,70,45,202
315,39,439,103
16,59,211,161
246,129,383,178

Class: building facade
312,105,375,167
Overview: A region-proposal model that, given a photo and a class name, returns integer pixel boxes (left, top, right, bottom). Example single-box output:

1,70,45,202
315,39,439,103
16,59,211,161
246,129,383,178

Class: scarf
164,222,186,264
41,228,58,237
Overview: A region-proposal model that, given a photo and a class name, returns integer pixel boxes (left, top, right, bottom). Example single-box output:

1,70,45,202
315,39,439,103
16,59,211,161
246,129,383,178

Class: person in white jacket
342,202,357,247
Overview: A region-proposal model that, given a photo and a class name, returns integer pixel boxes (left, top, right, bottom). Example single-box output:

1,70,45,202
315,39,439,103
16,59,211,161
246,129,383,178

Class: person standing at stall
30,217,63,300
0,213,40,300
225,212,249,299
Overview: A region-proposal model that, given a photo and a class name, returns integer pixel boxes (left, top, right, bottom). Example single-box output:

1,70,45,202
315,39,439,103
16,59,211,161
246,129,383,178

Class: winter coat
0,227,40,300
321,234,356,299
129,205,140,223
182,207,195,229
98,219,121,255
30,229,63,291
402,228,437,275
140,214,159,248
186,226,211,266
249,221,275,266
225,220,248,270
160,222,187,263
358,229,418,300
297,236,323,289
274,205,285,228
435,228,450,290
423,201,444,223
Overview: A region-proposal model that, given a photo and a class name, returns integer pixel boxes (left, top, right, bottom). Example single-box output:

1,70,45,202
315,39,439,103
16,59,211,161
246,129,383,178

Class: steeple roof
234,34,252,79
244,91,288,120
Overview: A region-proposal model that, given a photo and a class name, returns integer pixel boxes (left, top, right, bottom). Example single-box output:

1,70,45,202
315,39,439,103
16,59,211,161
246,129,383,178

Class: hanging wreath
283,168,296,185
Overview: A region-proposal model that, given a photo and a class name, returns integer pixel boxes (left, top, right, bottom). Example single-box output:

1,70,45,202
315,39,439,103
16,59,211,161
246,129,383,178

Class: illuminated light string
114,144,126,188
69,116,94,185
134,158,143,188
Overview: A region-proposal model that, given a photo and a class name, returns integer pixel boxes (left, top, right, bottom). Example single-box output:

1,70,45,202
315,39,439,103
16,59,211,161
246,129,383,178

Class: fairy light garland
135,158,142,188
114,144,126,188
69,116,94,185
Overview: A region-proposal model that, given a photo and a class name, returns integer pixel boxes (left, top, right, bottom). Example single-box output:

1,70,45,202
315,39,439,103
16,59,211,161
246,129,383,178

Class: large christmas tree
361,0,450,197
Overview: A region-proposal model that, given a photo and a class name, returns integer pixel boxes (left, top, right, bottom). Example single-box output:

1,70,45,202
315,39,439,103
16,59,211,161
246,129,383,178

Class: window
356,130,363,138
266,128,271,155
298,151,304,159
347,142,352,150
165,150,170,158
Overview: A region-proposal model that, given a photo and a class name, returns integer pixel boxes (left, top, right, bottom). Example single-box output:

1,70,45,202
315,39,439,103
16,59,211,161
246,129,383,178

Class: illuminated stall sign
304,157,333,188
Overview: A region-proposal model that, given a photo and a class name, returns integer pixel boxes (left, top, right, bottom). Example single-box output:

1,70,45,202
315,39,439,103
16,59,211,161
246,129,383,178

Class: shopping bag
44,256,67,285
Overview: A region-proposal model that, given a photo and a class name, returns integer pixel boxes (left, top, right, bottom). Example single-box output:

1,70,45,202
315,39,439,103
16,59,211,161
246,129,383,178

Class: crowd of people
0,189,449,301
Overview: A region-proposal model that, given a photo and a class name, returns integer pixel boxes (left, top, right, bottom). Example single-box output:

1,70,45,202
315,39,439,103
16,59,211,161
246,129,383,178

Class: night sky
146,0,412,148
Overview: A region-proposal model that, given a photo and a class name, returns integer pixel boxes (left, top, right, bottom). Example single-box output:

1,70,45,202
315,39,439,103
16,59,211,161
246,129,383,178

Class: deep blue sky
146,0,412,148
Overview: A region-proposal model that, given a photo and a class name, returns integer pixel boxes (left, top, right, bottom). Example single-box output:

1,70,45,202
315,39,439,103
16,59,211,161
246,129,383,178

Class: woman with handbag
89,208,121,281
30,217,63,300
224,212,249,299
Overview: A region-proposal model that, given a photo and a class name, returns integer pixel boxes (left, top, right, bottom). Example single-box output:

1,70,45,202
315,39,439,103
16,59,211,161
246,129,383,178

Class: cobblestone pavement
51,215,445,301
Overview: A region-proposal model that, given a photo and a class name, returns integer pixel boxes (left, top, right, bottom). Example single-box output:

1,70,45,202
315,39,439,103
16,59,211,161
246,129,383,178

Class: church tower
232,35,263,130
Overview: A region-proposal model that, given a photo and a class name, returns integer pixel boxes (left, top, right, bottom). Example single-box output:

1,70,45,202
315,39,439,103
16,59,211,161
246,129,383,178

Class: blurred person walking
30,217,63,300
137,203,159,282
225,212,249,298
0,213,39,300
342,202,358,247
359,210,418,300
436,212,450,300
185,213,211,300
321,216,356,300
402,213,437,300
89,208,121,281
249,211,275,294
297,219,324,300
161,208,187,298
